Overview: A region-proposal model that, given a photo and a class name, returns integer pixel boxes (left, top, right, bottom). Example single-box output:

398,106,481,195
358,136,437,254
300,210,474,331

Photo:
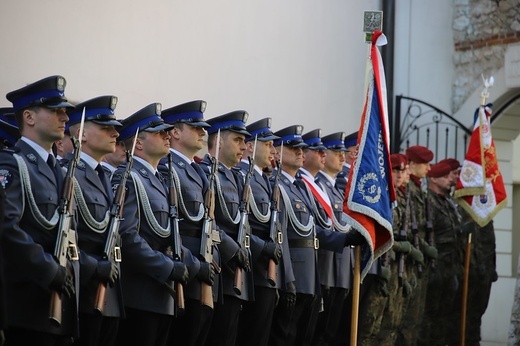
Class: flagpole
346,12,385,346
460,75,493,346
350,245,361,345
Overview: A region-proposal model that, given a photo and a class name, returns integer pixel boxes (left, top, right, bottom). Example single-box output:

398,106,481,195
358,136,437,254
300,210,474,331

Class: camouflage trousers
357,274,389,346
377,259,406,346
446,223,497,346
418,243,462,346
397,261,429,346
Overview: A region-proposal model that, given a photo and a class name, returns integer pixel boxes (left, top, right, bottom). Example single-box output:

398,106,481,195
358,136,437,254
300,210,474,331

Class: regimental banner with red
343,30,395,279
454,104,507,227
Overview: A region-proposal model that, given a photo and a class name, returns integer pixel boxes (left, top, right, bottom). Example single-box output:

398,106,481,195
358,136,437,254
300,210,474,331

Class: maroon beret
406,145,433,164
438,158,460,171
390,153,407,170
427,162,452,178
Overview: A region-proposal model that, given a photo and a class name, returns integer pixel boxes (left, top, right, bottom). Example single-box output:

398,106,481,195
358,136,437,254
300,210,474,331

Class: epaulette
0,146,20,154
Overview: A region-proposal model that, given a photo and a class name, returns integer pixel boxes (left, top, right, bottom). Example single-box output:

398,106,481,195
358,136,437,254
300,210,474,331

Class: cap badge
57,77,65,91
110,96,118,110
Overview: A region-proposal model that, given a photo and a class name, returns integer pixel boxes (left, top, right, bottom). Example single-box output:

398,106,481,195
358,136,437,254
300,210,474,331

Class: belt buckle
314,237,319,250
276,231,283,244
114,246,122,262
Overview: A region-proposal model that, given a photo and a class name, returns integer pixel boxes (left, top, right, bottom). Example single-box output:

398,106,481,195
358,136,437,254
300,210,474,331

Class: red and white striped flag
343,30,395,279
454,104,507,227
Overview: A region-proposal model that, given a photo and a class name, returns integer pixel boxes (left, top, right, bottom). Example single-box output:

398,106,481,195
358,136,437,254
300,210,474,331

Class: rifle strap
14,153,59,230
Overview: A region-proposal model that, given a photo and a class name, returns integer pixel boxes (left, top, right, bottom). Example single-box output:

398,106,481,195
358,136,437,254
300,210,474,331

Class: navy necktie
96,164,112,194
47,155,63,192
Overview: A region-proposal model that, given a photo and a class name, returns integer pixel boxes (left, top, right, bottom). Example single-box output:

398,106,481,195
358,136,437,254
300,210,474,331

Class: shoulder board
0,146,20,154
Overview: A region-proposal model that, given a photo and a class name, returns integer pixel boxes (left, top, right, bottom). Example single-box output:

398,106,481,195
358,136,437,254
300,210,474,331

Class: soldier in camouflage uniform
397,145,438,346
441,159,498,346
377,153,423,346
418,162,464,346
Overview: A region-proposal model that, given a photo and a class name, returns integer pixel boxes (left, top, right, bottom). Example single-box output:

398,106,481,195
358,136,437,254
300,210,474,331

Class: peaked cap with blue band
302,129,326,150
245,117,279,142
161,100,210,128
0,107,20,145
273,125,307,147
6,75,75,112
67,95,122,127
118,103,173,141
0,108,16,127
206,110,250,136
322,132,347,151
344,131,358,149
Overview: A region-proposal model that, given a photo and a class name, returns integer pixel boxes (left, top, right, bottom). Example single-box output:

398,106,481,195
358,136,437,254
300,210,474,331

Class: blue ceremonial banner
343,30,395,279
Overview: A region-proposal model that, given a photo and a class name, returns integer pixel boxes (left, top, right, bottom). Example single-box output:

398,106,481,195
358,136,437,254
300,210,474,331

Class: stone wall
453,0,520,112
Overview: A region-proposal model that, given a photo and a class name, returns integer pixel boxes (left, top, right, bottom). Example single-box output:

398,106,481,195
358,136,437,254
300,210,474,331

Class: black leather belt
289,238,319,249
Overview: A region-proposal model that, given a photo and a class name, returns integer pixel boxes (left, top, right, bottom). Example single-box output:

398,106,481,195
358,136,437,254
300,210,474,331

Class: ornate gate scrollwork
393,95,472,163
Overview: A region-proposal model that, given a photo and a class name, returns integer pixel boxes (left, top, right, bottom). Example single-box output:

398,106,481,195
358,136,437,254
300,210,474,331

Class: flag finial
481,75,494,106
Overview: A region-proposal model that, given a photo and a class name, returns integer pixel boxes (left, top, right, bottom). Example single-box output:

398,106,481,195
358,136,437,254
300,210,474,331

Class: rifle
409,192,423,278
199,130,222,308
233,155,254,295
94,129,138,314
397,186,411,287
267,159,283,286
49,109,85,326
167,152,185,317
425,191,436,270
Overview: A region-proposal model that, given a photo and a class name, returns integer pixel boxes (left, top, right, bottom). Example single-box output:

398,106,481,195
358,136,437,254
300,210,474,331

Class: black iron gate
392,95,472,163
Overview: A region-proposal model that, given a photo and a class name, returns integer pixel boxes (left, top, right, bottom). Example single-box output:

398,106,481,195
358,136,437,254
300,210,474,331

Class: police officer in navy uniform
298,129,334,343
269,125,365,346
200,111,253,346
235,118,286,346
334,131,357,194
64,96,123,346
313,131,354,345
112,103,197,346
100,141,126,177
0,75,79,345
159,100,218,346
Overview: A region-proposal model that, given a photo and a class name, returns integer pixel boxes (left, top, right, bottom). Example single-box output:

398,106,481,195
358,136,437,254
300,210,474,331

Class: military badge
139,168,148,177
27,153,37,162
0,169,11,188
